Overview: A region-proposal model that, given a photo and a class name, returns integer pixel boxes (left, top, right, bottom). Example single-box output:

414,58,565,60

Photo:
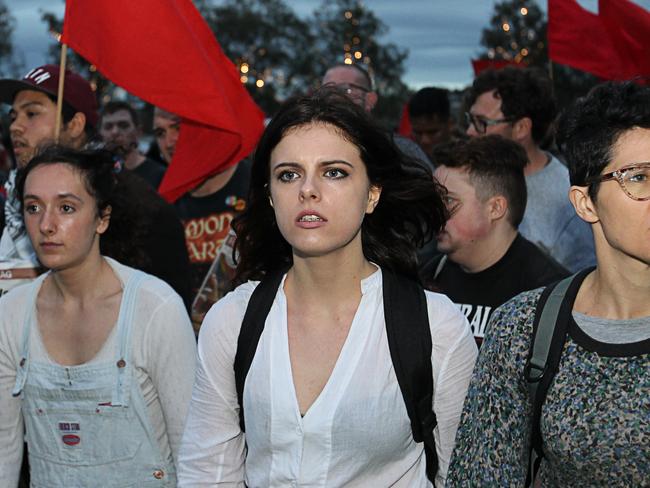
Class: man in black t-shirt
99,101,166,190
153,107,251,331
422,136,568,345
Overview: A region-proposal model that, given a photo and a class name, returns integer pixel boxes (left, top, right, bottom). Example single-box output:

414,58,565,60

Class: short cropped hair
408,87,450,121
556,81,650,201
467,67,556,144
101,101,139,127
432,135,528,228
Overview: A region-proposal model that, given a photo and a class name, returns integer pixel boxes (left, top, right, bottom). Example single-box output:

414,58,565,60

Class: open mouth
298,214,324,222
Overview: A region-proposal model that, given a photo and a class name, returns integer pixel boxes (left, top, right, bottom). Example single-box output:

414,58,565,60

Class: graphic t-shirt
174,161,251,297
422,234,568,345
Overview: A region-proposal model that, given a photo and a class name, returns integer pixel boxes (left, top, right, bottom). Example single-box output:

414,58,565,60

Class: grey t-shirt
573,311,650,343
518,155,595,273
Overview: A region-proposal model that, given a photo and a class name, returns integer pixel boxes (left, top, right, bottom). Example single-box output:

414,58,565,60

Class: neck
576,244,650,319
286,243,376,301
191,165,238,197
523,142,549,176
123,150,146,171
454,226,518,274
47,254,115,305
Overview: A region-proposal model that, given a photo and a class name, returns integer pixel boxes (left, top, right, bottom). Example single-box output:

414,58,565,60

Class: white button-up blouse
178,268,478,487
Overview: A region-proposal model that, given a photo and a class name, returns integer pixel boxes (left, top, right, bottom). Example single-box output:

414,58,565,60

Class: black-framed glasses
464,111,513,134
324,82,369,97
588,162,650,201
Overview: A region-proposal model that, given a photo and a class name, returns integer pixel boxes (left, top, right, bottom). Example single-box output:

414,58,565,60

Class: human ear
366,185,382,214
513,117,532,142
365,92,378,112
62,112,87,141
488,195,508,221
97,205,112,235
569,185,598,224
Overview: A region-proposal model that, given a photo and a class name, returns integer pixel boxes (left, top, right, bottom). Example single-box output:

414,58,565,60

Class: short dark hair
232,87,447,283
16,145,150,269
432,135,528,228
556,81,650,201
467,66,556,144
101,101,139,127
408,87,450,121
43,93,95,140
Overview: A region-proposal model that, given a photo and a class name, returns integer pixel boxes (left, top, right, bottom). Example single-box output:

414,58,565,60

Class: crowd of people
0,56,647,488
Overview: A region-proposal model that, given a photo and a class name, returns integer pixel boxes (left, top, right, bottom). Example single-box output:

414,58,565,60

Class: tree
477,0,599,108
0,1,22,77
200,0,317,115
312,0,409,126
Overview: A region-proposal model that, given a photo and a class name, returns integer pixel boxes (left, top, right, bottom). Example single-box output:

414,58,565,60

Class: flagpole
54,43,68,143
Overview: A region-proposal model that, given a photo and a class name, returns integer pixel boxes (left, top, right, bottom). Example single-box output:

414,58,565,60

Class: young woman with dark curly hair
178,89,477,487
0,146,196,487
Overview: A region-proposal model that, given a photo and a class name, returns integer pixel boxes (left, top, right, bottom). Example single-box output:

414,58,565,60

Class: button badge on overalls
153,469,165,479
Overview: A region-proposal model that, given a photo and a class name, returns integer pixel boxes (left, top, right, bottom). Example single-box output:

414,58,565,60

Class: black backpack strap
382,268,438,482
234,270,285,432
524,271,585,486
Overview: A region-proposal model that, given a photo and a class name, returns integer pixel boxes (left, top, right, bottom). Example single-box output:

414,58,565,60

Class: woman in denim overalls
0,146,197,487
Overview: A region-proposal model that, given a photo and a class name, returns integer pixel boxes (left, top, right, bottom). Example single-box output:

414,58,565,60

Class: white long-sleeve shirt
178,268,477,487
0,258,197,487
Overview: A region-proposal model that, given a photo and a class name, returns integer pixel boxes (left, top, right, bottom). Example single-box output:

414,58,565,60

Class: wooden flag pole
54,43,68,143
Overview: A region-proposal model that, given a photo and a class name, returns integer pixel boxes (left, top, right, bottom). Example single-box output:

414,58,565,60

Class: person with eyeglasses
465,66,595,274
447,81,650,487
322,63,433,172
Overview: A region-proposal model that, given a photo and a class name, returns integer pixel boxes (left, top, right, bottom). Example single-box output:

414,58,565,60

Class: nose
299,174,320,201
39,207,56,236
466,123,479,138
166,130,179,151
9,115,24,136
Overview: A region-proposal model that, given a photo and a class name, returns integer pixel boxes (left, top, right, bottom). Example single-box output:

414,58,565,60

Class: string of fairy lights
485,5,544,64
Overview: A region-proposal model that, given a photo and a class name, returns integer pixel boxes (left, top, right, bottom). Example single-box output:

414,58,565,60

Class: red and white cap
0,64,98,128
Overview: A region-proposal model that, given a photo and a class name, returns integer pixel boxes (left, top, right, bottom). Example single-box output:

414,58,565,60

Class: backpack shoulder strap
524,271,583,485
382,268,438,483
234,270,285,432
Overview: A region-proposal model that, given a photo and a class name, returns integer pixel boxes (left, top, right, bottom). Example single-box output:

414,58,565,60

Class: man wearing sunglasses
465,67,594,273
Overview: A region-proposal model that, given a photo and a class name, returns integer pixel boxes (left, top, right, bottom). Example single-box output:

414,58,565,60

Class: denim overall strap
111,270,147,407
12,273,49,397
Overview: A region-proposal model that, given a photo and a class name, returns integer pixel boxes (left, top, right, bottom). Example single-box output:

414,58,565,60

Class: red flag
599,0,650,79
471,59,522,76
61,0,265,202
548,0,631,80
397,103,412,138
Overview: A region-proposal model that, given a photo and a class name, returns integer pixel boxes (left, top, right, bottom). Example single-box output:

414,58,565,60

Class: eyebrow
13,101,46,112
272,160,355,170
23,192,84,203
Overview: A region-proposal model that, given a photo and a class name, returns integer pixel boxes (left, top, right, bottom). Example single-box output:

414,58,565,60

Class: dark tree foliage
478,0,599,109
200,0,317,115
0,1,22,77
312,0,409,127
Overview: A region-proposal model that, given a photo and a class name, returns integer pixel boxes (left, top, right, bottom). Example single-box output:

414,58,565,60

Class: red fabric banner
548,0,641,80
397,103,412,138
61,0,265,202
471,59,522,76
599,0,650,79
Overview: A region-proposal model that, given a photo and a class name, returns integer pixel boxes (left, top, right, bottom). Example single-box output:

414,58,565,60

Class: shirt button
296,426,302,435
153,469,165,479
116,359,126,368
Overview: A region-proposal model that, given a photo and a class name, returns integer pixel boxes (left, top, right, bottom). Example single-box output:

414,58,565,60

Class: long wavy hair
232,88,448,284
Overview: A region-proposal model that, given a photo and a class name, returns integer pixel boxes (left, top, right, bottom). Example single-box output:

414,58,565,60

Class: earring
269,196,274,208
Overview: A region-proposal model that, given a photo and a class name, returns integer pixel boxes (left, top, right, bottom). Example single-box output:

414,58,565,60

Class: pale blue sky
6,1,650,89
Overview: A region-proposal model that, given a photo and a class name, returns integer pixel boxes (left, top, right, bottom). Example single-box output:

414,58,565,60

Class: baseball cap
0,64,99,128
